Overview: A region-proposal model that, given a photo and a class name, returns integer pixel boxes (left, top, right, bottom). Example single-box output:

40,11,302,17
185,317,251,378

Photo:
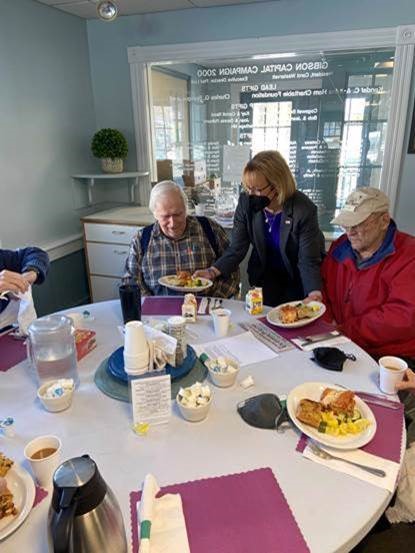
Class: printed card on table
131,374,171,426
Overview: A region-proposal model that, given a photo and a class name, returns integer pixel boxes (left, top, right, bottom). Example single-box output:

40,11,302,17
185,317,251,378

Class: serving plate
287,382,377,450
158,275,213,293
266,300,326,328
107,345,197,382
0,464,35,541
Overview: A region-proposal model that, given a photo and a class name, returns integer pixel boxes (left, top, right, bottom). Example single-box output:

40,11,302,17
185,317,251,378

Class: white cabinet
81,207,154,302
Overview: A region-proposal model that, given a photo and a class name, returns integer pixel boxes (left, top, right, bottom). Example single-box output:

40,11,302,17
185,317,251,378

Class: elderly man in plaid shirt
125,181,240,297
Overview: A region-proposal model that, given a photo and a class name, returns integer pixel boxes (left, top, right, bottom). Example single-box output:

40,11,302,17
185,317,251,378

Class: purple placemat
259,316,335,345
129,468,310,553
296,400,404,463
142,296,205,316
0,332,27,371
33,486,48,508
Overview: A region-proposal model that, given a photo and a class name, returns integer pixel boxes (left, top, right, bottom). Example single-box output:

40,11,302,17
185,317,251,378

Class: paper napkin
137,474,190,553
292,334,351,351
303,443,400,492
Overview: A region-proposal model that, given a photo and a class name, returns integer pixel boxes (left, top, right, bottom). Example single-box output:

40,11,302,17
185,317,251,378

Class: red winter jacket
322,223,415,358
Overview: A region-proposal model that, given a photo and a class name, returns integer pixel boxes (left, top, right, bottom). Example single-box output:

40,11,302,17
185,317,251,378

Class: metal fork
309,442,386,477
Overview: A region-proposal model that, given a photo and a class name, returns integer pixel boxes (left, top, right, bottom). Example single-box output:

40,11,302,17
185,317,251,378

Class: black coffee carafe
48,455,127,553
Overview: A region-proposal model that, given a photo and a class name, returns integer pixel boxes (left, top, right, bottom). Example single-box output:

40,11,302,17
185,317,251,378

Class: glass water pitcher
27,315,79,386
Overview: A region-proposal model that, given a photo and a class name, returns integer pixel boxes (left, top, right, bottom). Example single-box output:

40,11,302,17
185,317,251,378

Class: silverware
198,297,208,315
334,384,401,410
309,442,386,478
298,331,341,345
206,297,212,313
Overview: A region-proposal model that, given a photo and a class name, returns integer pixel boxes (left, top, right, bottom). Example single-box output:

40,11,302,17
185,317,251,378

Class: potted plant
91,128,128,173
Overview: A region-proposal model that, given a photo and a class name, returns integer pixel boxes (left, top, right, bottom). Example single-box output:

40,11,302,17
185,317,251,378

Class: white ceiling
35,0,275,19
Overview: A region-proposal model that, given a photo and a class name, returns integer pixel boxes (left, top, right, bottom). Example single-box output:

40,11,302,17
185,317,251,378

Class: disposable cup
124,350,149,374
24,435,62,488
378,356,408,394
124,321,147,356
211,308,231,338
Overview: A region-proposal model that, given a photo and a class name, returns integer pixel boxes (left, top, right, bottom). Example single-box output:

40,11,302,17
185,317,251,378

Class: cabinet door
87,243,129,277
84,223,139,245
90,275,121,302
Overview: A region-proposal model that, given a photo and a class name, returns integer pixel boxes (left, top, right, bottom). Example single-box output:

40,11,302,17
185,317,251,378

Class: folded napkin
292,333,351,351
118,324,177,369
137,474,190,553
303,443,399,492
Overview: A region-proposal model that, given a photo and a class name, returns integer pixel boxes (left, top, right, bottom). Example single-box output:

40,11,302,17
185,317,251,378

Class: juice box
245,287,263,315
74,329,97,361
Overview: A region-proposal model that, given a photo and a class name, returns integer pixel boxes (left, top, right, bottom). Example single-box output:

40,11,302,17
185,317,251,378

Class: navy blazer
214,190,325,294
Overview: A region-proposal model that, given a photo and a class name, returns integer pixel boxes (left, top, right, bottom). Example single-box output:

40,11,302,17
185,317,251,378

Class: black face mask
249,195,271,212
311,347,357,372
237,393,284,429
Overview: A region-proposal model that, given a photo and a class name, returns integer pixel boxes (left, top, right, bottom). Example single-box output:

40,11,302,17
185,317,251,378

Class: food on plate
165,271,204,288
296,389,371,437
0,453,17,519
320,388,355,416
278,302,320,324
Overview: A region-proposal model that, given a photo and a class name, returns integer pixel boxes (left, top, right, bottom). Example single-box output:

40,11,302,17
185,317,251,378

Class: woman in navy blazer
195,150,325,307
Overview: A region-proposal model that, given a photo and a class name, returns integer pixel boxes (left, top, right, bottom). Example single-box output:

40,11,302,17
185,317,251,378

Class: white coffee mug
24,435,62,488
378,356,408,394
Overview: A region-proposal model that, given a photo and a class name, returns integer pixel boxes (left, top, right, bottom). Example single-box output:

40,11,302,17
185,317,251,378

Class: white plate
287,382,377,450
0,464,36,541
266,300,326,328
158,275,213,293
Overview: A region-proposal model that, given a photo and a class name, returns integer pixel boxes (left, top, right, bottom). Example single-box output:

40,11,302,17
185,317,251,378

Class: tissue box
74,329,97,361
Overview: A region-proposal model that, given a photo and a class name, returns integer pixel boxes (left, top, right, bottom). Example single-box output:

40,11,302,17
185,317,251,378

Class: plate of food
0,453,35,541
287,382,377,449
266,300,325,328
158,271,213,292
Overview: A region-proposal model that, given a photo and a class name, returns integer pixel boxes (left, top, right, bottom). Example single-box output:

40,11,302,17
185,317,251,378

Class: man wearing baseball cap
322,186,415,361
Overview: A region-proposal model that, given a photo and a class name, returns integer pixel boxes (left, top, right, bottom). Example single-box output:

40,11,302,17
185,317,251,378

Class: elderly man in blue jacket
0,247,49,315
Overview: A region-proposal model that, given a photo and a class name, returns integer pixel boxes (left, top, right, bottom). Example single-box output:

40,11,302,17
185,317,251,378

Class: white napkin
386,442,415,523
137,474,190,553
17,287,37,335
292,334,351,351
303,443,400,493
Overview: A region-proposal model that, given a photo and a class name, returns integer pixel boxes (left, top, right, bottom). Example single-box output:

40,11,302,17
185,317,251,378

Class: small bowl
37,381,74,413
208,357,240,388
176,393,212,422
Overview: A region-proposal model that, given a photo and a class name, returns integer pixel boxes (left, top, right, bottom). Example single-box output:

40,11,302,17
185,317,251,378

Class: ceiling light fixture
96,0,119,22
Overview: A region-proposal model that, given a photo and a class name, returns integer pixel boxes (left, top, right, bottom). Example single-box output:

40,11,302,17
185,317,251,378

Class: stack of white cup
123,321,149,376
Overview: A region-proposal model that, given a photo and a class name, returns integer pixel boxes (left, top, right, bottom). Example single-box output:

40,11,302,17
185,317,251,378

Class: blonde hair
243,150,296,206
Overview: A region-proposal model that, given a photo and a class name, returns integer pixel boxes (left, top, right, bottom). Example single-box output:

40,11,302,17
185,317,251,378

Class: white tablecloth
0,299,404,552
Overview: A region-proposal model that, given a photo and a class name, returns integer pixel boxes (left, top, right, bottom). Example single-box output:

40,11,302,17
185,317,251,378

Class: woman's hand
193,267,221,281
395,369,415,395
303,290,323,303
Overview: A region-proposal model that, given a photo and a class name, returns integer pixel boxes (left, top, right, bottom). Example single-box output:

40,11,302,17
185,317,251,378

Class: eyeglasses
245,181,272,195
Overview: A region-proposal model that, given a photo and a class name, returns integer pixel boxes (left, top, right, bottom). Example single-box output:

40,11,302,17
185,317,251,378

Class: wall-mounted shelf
72,171,150,206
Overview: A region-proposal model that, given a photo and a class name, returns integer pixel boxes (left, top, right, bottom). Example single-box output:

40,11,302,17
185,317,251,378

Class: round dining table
0,298,404,553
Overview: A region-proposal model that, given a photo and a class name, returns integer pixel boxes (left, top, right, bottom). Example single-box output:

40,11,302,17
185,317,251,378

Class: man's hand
303,290,323,303
395,368,415,395
193,267,221,280
0,269,31,294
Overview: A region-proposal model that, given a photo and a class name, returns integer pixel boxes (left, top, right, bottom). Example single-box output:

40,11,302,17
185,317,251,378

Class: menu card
131,374,171,426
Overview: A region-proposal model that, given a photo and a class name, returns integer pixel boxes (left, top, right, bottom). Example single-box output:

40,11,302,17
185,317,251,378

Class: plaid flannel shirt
125,216,240,297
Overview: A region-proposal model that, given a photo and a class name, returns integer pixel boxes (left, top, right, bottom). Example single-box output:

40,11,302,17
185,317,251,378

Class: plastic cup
211,308,231,338
119,284,141,324
24,435,62,488
378,356,408,394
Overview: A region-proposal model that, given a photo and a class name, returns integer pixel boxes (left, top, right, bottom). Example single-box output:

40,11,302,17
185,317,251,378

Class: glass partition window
149,49,394,232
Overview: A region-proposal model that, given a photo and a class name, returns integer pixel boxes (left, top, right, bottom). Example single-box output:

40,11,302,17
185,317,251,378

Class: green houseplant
91,128,128,173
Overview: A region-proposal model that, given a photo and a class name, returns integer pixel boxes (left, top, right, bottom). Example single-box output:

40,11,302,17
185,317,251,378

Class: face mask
311,347,356,372
249,195,271,212
237,393,284,429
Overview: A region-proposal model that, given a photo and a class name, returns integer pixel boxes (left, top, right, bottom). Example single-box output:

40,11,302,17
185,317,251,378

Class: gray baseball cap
331,187,390,227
